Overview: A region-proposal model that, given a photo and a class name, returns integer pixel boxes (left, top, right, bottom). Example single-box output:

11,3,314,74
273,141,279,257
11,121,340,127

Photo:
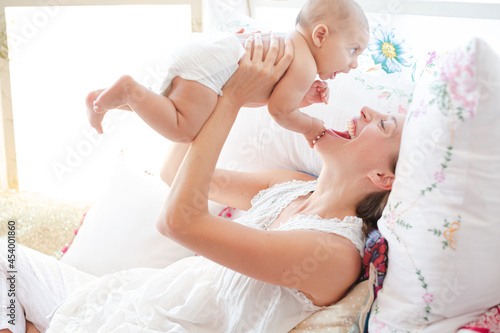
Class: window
4,4,193,199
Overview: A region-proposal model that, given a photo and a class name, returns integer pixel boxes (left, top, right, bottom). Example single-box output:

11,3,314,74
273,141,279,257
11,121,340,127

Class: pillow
359,229,388,298
61,154,195,276
459,305,500,332
289,276,374,333
204,0,264,33
369,38,500,331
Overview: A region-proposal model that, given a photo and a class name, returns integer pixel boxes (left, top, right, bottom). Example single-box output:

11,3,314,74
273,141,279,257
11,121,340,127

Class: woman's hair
356,154,399,237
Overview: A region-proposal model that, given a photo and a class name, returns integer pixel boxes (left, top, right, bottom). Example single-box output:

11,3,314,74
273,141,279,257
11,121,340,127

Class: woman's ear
368,171,395,191
312,24,329,47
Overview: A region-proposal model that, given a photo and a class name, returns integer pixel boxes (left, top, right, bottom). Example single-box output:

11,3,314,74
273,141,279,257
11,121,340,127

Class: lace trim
243,180,365,255
288,288,323,311
236,180,317,230
250,179,317,207
278,215,365,256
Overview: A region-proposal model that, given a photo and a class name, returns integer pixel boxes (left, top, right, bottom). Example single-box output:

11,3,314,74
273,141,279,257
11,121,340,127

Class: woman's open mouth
327,129,351,140
315,118,357,145
319,119,357,142
346,119,356,138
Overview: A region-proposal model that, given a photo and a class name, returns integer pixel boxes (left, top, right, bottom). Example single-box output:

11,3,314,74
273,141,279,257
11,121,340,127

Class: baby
86,0,369,147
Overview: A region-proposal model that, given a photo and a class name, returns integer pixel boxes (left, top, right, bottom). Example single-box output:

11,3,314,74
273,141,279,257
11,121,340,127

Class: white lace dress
46,180,365,333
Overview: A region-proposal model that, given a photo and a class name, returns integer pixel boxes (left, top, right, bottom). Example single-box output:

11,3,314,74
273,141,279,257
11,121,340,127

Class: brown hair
356,154,399,236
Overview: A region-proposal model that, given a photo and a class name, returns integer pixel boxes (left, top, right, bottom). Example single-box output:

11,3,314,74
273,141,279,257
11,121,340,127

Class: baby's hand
299,80,330,108
303,117,326,148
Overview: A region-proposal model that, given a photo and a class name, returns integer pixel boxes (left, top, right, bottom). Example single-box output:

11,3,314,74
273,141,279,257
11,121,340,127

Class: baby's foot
93,75,135,114
86,89,106,134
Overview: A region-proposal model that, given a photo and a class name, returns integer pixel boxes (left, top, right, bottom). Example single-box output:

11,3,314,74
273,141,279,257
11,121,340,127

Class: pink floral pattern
398,104,408,115
382,202,412,239
461,305,500,333
422,292,434,304
410,99,428,119
433,42,477,120
385,210,397,232
434,171,445,183
426,51,437,67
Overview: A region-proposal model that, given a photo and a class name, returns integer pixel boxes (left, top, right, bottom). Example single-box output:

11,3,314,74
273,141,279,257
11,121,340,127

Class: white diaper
159,32,246,96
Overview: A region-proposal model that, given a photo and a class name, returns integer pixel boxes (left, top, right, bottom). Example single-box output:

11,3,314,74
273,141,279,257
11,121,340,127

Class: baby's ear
312,24,329,47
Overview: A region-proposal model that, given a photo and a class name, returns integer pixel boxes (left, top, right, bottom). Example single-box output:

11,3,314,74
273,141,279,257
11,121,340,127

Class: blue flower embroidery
368,25,413,74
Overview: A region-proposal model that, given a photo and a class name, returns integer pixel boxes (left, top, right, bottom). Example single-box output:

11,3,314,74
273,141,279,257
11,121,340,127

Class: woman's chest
266,199,306,230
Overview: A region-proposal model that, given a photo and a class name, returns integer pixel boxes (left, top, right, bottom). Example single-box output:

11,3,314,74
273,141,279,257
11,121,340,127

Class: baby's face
315,22,369,80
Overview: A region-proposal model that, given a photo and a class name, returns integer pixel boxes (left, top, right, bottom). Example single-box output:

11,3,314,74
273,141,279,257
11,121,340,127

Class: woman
0,33,404,333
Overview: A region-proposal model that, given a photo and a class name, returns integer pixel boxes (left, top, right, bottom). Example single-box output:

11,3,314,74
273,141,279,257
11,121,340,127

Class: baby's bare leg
26,320,41,333
86,88,132,134
0,320,39,333
93,75,217,142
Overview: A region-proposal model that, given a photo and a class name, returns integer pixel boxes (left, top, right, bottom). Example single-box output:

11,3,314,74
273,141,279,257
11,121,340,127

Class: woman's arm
160,143,314,211
158,34,360,307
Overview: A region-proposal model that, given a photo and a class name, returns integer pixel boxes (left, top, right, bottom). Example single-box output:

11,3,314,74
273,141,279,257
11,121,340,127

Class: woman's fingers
273,36,293,81
241,35,254,63
252,33,264,61
222,31,293,103
264,31,279,65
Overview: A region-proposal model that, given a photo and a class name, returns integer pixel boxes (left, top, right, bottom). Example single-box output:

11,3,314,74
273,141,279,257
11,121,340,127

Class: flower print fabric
359,229,388,298
368,25,413,74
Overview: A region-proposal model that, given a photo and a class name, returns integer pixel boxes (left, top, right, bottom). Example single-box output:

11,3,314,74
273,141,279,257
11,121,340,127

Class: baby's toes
93,101,106,114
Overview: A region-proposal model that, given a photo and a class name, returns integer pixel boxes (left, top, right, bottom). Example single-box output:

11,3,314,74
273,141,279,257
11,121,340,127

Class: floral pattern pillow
460,305,500,333
359,229,388,298
359,24,446,85
368,38,500,332
367,25,413,74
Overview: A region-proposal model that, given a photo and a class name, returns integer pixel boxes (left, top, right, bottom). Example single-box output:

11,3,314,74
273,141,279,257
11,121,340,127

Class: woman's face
314,107,405,177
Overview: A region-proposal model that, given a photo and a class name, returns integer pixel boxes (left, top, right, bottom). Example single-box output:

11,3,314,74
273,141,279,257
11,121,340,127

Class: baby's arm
267,41,326,147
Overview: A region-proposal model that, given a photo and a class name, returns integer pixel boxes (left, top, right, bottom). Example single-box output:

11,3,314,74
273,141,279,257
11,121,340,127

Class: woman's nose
360,107,374,122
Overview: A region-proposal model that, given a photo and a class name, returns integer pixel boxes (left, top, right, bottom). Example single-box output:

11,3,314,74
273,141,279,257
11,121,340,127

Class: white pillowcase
369,38,500,332
61,157,195,276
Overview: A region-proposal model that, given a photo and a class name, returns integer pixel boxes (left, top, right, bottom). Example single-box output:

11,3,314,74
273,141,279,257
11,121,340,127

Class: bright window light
6,5,191,200
254,7,299,31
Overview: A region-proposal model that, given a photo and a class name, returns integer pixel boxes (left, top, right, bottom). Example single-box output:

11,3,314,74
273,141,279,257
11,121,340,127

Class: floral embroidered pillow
359,229,388,299
369,38,500,332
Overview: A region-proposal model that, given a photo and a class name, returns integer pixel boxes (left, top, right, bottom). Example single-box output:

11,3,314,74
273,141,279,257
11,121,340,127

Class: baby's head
296,0,369,80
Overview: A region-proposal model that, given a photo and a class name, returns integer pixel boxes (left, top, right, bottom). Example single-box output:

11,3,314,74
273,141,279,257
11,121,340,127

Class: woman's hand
223,32,293,107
